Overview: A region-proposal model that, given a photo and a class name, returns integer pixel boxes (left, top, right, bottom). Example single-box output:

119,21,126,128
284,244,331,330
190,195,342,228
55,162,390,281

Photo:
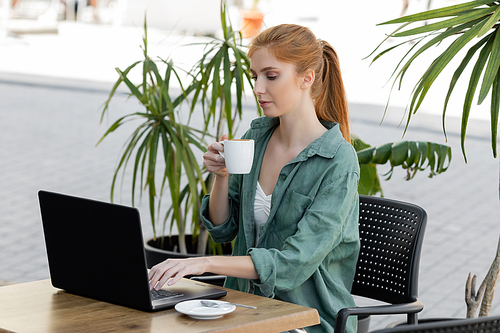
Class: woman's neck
275,100,327,151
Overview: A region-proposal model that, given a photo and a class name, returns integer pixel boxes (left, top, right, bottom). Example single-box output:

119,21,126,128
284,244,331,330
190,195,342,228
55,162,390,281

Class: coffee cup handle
218,141,225,159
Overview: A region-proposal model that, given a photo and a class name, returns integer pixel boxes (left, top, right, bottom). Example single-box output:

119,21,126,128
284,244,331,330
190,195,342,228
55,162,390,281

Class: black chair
335,195,428,333
369,315,500,333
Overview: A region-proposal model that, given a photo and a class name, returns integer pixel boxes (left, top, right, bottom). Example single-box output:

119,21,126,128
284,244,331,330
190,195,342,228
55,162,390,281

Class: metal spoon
200,300,257,309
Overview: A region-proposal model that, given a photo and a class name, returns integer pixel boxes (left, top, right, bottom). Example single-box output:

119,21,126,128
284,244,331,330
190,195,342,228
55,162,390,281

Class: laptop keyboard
150,289,184,301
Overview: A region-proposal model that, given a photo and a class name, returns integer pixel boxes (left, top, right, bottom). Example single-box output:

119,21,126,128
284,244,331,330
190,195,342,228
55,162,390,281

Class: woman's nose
253,78,264,96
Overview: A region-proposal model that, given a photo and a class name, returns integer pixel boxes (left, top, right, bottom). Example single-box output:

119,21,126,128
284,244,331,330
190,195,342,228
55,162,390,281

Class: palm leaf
223,48,233,137
461,35,495,161
351,135,383,196
478,29,500,104
393,17,484,94
442,34,491,140
491,70,500,158
409,18,489,116
379,0,493,25
477,5,500,37
394,7,496,38
100,61,141,121
370,1,500,159
357,141,452,180
131,127,150,207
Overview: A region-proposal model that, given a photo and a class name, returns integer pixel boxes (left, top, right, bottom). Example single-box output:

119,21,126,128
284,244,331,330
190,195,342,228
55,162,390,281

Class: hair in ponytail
248,24,350,142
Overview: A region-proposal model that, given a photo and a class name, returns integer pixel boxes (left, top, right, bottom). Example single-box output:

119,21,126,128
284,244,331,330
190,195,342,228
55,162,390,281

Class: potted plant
96,18,209,261
98,2,261,266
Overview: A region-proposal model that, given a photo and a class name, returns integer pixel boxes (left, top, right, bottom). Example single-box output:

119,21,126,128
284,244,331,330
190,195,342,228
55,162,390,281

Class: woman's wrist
214,173,229,182
203,256,258,280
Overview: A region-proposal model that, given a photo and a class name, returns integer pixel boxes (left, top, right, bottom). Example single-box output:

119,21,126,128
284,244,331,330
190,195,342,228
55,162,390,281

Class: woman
148,24,360,333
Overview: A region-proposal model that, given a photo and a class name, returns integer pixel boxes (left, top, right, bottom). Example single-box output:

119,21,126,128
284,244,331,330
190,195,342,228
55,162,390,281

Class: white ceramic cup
219,139,254,174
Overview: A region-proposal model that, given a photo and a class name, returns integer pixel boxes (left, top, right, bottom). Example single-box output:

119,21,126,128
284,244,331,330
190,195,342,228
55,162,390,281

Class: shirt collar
250,117,345,159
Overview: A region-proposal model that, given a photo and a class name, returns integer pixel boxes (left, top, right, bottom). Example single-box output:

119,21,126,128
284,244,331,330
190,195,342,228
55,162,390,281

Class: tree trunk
465,236,500,317
478,236,500,316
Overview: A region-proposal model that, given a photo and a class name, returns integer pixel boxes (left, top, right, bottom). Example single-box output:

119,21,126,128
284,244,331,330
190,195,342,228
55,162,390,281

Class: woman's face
250,48,305,118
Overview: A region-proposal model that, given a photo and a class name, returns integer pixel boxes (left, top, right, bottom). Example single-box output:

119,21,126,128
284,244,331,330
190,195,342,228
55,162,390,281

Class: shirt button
281,175,286,180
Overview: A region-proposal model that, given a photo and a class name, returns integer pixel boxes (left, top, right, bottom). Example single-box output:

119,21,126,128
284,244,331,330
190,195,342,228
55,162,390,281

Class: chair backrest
370,315,500,333
352,195,427,305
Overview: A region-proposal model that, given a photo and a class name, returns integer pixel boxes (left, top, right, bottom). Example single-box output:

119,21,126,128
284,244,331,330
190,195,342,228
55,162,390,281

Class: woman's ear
300,69,315,90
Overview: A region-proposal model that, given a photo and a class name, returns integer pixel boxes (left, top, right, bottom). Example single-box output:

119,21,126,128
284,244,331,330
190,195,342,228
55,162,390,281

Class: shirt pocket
271,189,312,239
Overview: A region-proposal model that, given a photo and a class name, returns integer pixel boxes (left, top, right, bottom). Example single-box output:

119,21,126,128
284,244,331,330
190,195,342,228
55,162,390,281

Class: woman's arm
148,256,258,290
208,174,230,226
203,135,231,226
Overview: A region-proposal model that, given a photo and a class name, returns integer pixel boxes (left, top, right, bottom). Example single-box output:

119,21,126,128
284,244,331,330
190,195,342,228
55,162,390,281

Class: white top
254,181,272,245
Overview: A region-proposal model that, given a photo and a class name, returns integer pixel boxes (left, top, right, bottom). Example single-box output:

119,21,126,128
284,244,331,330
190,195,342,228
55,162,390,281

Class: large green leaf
352,135,451,195
443,34,491,139
100,60,141,121
369,1,500,158
477,5,500,37
408,18,489,118
491,70,500,158
379,0,493,25
351,135,382,196
393,7,496,38
357,141,452,181
478,29,500,104
461,35,494,161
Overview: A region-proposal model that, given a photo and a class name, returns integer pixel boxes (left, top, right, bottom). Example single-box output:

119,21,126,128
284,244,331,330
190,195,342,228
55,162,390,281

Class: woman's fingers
203,152,225,170
207,141,224,153
203,135,229,176
155,262,182,289
149,260,177,290
148,258,207,289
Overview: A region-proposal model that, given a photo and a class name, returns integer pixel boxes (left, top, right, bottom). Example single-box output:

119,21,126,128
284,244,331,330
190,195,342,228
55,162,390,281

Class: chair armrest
334,299,423,333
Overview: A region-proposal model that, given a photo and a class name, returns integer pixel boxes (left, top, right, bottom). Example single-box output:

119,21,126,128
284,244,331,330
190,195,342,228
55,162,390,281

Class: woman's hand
148,256,258,290
203,134,228,177
148,258,208,290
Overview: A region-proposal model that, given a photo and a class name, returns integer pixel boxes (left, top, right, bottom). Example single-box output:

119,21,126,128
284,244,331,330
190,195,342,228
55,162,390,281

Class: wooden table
0,279,320,333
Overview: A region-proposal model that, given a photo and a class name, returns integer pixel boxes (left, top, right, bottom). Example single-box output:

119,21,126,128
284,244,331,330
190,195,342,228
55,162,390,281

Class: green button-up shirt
201,117,360,333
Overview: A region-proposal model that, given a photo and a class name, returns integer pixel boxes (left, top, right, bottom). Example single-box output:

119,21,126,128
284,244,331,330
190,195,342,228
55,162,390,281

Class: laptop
38,190,227,312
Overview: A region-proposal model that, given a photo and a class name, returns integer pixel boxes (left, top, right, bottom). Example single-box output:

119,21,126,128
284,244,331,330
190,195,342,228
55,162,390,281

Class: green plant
366,0,500,315
368,0,500,161
352,135,452,196
189,1,260,141
97,3,261,256
97,19,207,255
185,1,261,253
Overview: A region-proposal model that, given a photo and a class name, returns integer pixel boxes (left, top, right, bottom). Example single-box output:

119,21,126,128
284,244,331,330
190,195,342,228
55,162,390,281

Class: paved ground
1,1,500,330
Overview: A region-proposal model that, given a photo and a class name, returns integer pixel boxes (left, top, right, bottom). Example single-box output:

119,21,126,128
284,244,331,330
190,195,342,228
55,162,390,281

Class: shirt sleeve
247,171,360,298
200,173,243,243
200,128,255,244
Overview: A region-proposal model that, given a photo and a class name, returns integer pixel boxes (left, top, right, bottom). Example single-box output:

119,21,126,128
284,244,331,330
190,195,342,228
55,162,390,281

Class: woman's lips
258,100,271,107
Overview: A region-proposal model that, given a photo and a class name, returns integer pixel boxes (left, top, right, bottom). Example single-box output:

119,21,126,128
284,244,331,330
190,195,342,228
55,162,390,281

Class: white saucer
175,300,236,320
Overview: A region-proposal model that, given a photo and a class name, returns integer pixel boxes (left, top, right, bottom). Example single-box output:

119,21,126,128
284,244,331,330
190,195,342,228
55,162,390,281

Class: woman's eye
267,76,277,81
251,76,257,81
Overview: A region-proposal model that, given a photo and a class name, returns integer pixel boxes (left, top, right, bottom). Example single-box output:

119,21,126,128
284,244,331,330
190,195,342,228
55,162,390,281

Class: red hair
248,24,350,142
